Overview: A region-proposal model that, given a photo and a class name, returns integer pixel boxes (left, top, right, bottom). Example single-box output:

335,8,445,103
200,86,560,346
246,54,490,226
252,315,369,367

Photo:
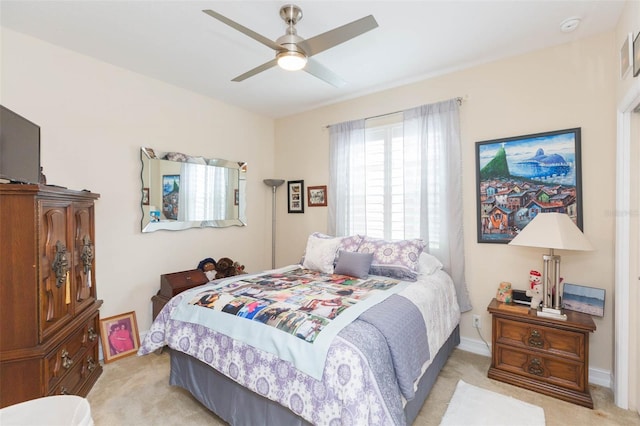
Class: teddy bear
526,269,543,309
215,257,240,279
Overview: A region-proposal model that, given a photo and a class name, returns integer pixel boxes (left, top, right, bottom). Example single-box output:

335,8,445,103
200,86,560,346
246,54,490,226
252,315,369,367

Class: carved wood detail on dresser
0,184,102,408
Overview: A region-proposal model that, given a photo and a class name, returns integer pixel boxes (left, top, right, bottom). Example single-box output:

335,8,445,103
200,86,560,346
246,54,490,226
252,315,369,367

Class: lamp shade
263,179,285,188
509,212,593,251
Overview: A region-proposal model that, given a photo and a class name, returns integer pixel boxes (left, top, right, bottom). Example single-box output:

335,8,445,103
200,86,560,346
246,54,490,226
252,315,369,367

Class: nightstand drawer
495,317,584,361
494,345,586,392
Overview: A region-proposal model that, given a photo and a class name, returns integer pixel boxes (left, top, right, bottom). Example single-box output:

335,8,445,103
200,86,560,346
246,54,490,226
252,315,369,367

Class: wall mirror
140,147,247,232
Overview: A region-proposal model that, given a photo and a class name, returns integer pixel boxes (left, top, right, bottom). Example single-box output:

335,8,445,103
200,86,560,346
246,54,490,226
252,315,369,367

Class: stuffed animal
215,257,239,279
526,269,543,309
197,258,217,281
232,261,246,276
198,257,246,280
496,281,513,303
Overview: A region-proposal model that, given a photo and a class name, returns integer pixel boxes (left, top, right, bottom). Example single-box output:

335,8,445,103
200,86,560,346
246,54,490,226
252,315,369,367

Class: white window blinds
328,98,472,312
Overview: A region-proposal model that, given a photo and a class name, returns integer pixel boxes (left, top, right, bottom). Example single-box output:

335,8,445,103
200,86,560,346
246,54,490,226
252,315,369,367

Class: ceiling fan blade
202,9,282,52
304,59,346,88
231,58,278,82
298,15,378,57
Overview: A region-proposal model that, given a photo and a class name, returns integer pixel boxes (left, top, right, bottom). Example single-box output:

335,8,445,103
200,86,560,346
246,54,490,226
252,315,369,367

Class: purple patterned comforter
139,270,461,425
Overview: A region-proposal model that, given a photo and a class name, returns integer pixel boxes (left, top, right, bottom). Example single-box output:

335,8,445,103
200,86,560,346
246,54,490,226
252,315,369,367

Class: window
338,115,440,248
329,98,471,312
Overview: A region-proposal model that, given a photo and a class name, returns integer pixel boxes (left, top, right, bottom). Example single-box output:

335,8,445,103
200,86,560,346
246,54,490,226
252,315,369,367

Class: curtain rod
323,95,468,129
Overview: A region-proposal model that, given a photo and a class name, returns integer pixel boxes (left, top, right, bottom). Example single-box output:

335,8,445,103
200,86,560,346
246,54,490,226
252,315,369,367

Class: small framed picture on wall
621,33,632,78
287,180,304,213
307,185,327,207
634,32,640,77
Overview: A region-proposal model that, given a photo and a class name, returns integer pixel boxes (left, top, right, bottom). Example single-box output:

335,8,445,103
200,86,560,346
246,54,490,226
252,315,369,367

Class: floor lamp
263,179,285,269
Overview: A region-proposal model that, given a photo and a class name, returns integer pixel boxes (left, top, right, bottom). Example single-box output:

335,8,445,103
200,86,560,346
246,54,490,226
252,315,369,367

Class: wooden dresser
0,184,102,408
487,298,596,408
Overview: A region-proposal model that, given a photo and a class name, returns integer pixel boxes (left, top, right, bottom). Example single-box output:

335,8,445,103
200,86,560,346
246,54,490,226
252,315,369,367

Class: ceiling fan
202,4,378,87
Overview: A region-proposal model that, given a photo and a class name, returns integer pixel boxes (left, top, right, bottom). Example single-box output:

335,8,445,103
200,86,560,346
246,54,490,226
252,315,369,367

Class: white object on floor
440,380,545,426
0,395,93,426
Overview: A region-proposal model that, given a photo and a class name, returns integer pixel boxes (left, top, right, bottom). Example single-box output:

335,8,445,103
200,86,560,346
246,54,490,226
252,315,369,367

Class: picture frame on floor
100,311,140,363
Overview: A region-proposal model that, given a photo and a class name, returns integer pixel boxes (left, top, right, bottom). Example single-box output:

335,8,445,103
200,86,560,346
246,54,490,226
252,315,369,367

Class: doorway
615,84,640,411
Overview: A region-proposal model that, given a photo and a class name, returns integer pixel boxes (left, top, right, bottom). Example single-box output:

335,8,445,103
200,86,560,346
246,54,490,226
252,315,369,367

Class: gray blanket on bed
356,294,430,400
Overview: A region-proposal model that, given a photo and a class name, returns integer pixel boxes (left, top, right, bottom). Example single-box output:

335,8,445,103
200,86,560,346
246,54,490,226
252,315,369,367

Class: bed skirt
169,325,460,425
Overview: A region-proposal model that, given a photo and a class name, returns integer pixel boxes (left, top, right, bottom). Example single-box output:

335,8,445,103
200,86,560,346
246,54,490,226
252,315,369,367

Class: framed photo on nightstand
562,283,605,317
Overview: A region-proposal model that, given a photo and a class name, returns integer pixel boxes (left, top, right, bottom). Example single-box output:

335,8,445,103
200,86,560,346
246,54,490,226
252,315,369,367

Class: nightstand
487,298,596,408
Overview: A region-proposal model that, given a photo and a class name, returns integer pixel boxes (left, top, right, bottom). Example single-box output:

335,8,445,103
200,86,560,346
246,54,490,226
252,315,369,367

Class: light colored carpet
439,380,544,426
87,348,639,425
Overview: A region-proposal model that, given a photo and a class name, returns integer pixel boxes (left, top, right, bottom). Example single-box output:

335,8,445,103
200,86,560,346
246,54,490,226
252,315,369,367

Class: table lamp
509,212,593,320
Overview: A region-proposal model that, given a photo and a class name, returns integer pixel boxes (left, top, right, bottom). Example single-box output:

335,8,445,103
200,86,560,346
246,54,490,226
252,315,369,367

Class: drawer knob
60,387,70,395
87,327,98,342
528,358,544,376
87,356,97,372
61,349,73,369
528,329,543,348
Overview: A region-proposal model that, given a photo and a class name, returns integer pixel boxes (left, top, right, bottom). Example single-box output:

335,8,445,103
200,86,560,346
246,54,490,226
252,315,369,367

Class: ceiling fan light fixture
277,51,307,71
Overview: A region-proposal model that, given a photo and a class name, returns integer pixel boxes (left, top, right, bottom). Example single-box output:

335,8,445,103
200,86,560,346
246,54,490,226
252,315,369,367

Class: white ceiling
0,1,626,118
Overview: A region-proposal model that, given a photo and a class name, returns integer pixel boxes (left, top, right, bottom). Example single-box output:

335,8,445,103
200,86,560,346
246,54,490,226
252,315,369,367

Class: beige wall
1,29,276,332
275,32,618,375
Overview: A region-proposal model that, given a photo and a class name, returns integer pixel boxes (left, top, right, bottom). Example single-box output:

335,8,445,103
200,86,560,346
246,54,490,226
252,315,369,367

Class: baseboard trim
457,336,612,389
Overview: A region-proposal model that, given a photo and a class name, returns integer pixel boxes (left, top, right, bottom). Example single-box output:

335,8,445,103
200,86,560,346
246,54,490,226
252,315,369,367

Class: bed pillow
334,251,374,279
418,252,444,275
302,234,342,274
357,236,426,281
300,233,364,265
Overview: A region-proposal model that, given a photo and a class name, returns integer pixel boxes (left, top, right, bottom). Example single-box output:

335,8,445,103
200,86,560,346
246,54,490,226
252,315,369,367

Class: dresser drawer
47,344,100,396
44,314,100,393
495,317,584,361
494,344,586,392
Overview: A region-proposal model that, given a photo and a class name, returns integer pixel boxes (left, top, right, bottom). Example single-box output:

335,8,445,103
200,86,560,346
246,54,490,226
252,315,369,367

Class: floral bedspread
138,268,461,425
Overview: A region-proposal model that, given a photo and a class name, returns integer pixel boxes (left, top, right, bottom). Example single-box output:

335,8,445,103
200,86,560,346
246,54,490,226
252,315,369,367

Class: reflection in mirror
140,147,246,232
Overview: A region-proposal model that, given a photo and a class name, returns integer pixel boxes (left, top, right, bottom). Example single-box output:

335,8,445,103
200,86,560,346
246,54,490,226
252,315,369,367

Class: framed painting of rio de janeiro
475,128,583,244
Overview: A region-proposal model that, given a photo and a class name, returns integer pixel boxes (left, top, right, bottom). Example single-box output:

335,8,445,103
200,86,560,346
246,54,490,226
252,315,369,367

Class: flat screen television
0,105,41,184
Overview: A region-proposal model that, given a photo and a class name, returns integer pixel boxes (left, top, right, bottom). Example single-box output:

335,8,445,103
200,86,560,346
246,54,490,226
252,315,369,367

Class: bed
139,234,461,425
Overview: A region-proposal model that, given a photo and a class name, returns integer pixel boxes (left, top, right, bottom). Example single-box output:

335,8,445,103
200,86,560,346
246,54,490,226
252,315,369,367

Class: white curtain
328,119,366,236
179,162,227,221
329,99,471,312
